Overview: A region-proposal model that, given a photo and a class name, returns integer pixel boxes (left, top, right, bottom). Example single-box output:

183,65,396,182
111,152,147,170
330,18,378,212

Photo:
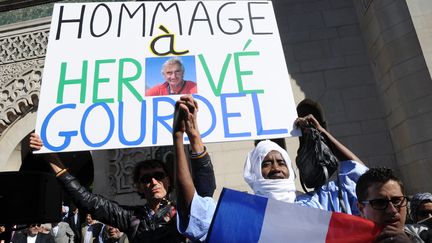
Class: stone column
353,0,432,193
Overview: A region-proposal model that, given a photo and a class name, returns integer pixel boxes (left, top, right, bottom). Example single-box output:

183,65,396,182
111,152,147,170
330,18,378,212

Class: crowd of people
1,210,129,243
1,94,431,243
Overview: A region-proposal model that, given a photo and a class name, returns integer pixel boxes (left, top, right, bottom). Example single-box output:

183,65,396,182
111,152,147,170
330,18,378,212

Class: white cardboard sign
35,1,300,153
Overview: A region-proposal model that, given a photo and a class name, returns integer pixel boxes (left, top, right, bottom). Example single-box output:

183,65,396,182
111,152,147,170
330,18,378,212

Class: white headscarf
244,140,297,203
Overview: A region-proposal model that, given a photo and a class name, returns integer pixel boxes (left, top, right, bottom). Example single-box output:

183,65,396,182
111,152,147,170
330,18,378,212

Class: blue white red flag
207,188,381,243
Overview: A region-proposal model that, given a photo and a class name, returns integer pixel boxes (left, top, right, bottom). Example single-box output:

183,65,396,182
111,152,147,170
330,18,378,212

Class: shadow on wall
270,0,397,170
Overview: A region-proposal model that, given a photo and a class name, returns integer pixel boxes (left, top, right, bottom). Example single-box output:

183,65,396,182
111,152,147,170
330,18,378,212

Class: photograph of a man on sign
145,56,197,96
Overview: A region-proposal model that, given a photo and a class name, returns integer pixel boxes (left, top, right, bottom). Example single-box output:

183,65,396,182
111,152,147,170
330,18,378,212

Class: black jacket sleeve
190,153,216,198
57,173,133,232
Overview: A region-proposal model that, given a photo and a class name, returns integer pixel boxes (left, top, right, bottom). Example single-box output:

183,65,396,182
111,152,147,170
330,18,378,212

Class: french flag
207,188,381,243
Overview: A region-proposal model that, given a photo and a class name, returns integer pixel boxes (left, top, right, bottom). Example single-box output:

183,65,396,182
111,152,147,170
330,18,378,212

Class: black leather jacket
57,153,216,243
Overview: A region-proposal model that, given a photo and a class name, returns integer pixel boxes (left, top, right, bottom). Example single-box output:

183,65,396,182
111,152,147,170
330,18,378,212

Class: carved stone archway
0,18,176,204
0,18,50,170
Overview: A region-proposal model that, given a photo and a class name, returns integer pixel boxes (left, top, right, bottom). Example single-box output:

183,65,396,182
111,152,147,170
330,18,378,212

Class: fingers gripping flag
207,188,381,243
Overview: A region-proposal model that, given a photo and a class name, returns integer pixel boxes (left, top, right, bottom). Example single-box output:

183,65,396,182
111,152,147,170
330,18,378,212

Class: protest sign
35,1,300,152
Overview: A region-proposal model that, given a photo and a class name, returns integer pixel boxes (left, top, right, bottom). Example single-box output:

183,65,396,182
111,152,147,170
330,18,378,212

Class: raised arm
295,114,364,165
29,134,133,232
29,133,64,173
174,96,217,242
182,96,216,198
173,96,197,215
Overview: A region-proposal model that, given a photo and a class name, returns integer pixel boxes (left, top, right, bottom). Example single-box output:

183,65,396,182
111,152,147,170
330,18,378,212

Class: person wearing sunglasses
356,167,415,242
11,224,55,243
29,121,215,242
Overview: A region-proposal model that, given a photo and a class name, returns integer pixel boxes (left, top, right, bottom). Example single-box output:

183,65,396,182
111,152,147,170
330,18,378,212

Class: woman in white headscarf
174,96,299,242
244,140,297,203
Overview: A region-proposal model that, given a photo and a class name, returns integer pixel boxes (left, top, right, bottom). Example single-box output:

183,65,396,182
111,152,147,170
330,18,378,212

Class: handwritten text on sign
35,1,300,152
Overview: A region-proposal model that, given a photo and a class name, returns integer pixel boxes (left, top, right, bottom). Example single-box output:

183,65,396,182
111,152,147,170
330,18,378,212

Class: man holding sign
35,1,301,153
29,130,215,243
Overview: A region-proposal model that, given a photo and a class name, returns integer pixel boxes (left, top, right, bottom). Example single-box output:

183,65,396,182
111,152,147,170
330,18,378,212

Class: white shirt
83,226,93,243
27,235,37,243
52,225,59,237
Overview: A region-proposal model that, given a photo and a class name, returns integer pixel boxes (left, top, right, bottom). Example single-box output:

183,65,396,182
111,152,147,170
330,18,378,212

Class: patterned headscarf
244,140,296,203
410,192,432,222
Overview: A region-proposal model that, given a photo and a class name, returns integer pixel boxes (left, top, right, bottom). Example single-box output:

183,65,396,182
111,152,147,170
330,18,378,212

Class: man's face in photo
163,63,184,86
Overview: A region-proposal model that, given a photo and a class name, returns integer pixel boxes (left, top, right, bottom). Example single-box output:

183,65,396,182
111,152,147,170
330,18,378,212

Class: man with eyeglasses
11,224,55,243
356,167,414,242
29,132,215,242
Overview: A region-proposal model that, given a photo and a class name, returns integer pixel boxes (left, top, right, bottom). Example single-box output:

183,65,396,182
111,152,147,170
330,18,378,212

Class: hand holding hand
180,95,199,139
173,95,204,153
173,95,199,137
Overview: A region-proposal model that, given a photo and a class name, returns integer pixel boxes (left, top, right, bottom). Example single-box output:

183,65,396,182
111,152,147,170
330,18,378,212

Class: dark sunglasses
29,224,41,228
361,196,408,210
139,171,167,184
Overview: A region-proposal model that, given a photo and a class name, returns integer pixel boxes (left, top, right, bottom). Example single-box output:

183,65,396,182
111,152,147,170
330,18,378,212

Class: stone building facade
1,0,431,205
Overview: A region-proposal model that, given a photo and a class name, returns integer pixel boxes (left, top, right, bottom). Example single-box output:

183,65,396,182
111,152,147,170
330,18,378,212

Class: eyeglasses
361,196,408,210
139,171,167,184
29,224,41,228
